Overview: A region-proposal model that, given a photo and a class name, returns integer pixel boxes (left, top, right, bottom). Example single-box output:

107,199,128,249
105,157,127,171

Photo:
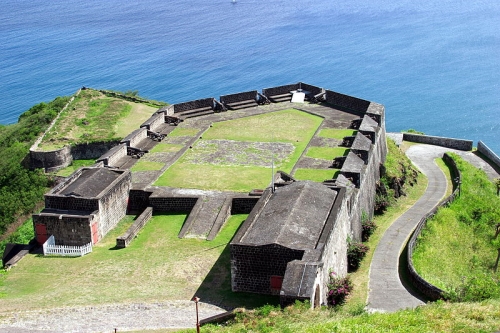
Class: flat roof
238,181,337,250
58,168,123,197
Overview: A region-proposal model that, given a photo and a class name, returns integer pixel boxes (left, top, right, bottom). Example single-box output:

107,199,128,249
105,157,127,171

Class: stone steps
178,195,229,240
268,93,292,103
226,100,259,110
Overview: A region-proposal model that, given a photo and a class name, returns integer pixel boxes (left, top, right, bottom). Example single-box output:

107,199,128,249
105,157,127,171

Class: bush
326,271,352,307
361,213,377,242
444,272,500,302
347,239,369,271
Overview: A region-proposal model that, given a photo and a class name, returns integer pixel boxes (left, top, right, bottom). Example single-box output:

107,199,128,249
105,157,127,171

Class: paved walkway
367,144,500,312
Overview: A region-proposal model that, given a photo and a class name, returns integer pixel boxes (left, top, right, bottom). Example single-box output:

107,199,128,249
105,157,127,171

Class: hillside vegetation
413,153,500,301
0,97,69,242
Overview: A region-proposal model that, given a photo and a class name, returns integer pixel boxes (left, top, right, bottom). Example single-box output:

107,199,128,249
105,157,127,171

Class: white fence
43,235,92,257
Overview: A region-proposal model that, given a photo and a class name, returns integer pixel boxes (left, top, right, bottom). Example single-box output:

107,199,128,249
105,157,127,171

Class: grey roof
239,181,337,250
341,152,365,173
351,132,372,151
58,168,122,197
359,115,378,132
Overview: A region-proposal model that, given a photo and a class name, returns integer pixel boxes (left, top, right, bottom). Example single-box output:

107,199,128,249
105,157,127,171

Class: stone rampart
96,143,127,167
403,133,473,151
262,83,301,97
121,128,148,147
140,112,165,132
406,153,460,300
231,196,261,214
116,207,153,248
173,98,214,113
128,189,154,213
220,90,257,105
324,89,370,113
149,196,198,212
299,82,323,96
30,146,72,172
477,141,500,170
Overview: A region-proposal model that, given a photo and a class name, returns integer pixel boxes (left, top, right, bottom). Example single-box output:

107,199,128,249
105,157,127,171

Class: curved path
367,145,449,312
367,144,500,313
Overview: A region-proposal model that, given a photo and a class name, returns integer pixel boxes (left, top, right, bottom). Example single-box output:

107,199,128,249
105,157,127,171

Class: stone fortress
30,82,388,306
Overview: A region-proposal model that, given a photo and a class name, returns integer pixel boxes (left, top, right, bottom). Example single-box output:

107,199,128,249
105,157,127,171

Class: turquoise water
1,0,498,152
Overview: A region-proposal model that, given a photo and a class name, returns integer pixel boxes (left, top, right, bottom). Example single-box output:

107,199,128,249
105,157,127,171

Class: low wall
231,196,261,214
116,207,153,248
140,112,165,132
324,89,370,113
220,90,257,105
262,83,300,97
477,141,500,170
173,98,214,113
403,133,473,151
149,196,198,212
406,153,460,300
30,146,72,172
96,143,127,167
299,82,323,96
121,128,147,147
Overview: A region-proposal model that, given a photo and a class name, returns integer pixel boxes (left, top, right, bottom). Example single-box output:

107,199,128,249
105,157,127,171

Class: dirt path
0,301,226,333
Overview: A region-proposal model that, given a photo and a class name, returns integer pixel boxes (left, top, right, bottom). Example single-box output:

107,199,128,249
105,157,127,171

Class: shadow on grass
192,244,279,311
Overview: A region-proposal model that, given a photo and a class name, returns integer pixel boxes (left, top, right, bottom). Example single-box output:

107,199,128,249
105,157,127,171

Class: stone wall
29,145,72,172
299,83,323,96
96,143,127,167
220,91,257,105
121,128,148,147
128,189,154,213
230,243,304,294
262,83,300,97
324,89,371,113
149,196,198,212
173,98,214,113
70,141,120,160
403,133,473,151
477,141,500,169
33,213,95,246
116,207,153,248
97,171,132,238
140,112,165,132
45,195,99,212
231,197,261,214
406,153,460,300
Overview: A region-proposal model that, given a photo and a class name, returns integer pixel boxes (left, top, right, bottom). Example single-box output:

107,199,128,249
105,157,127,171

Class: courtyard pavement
367,143,500,313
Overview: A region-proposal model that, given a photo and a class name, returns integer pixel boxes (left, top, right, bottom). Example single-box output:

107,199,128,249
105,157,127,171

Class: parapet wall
140,112,165,132
121,128,148,147
173,98,214,113
477,141,500,170
403,133,473,151
324,89,371,114
406,153,460,300
220,90,257,105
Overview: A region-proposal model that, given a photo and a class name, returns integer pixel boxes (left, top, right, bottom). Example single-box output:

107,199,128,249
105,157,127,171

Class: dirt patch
185,140,295,167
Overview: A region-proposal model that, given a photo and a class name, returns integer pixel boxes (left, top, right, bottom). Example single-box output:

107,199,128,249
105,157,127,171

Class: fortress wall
262,83,300,97
149,196,198,213
29,146,72,172
45,196,99,212
477,141,500,169
96,143,127,167
403,133,473,151
324,89,371,113
128,189,153,213
97,171,131,238
71,141,120,160
220,91,257,105
173,98,214,113
299,82,323,96
121,128,148,148
231,197,261,214
140,112,165,132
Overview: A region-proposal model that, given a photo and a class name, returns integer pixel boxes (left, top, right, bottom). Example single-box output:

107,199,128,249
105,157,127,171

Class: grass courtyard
155,109,325,192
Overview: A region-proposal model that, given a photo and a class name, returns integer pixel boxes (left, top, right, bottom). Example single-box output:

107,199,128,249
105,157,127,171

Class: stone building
33,167,131,246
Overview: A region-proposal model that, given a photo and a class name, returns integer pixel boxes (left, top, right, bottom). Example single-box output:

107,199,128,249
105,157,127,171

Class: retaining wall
116,207,153,248
406,153,460,300
403,133,473,151
477,141,500,170
30,146,72,172
231,197,261,214
149,196,198,212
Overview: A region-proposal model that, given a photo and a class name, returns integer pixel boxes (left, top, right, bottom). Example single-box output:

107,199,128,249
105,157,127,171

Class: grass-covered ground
0,213,276,312
155,109,323,191
412,153,500,301
38,89,157,150
54,159,96,177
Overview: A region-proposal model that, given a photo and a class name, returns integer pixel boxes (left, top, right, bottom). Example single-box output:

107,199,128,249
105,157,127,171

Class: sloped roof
359,115,378,132
58,168,123,197
238,181,337,250
341,152,365,173
351,132,372,151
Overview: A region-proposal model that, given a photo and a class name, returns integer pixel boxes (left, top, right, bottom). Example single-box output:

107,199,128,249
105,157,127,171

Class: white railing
43,235,92,257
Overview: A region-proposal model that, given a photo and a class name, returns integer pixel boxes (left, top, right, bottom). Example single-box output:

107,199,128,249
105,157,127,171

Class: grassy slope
412,154,500,299
0,213,277,312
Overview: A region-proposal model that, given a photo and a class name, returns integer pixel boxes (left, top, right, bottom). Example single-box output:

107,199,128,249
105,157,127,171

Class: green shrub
326,271,352,307
361,212,377,242
347,239,369,271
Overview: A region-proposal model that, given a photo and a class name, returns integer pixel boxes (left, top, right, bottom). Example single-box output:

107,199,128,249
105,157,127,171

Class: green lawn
319,129,357,139
293,168,340,182
155,109,323,191
306,147,350,160
55,159,96,177
0,213,270,312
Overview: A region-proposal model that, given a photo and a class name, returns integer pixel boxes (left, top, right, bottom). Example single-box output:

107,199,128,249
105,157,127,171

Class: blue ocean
1,0,498,152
